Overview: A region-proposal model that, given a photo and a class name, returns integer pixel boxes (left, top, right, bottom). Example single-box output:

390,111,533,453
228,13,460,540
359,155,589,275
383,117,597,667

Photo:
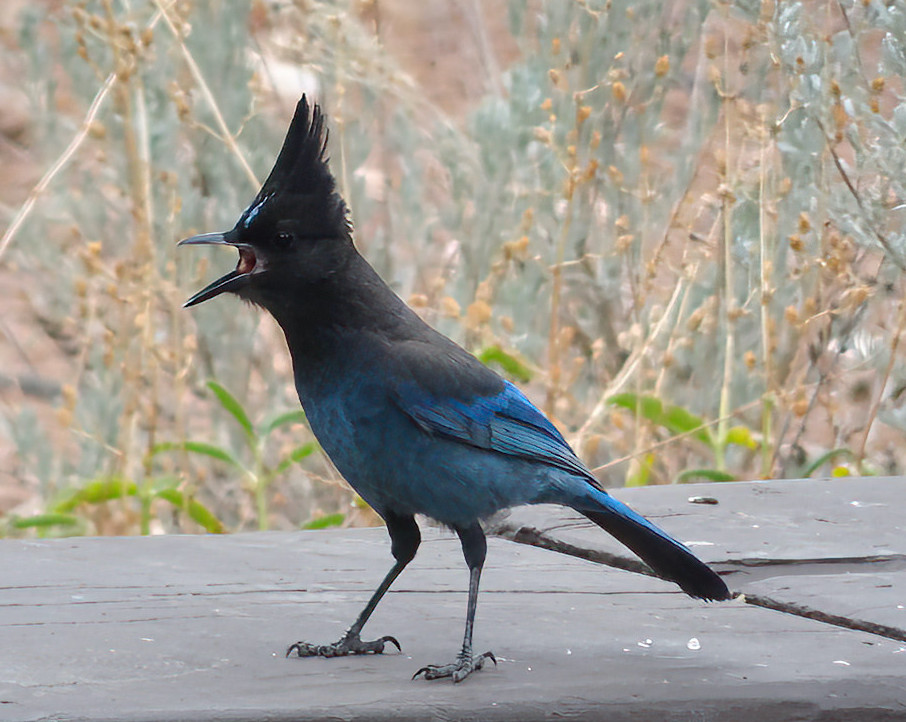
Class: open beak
178,231,263,307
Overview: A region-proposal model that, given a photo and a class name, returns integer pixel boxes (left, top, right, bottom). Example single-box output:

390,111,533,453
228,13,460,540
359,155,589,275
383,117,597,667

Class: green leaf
261,409,307,437
608,392,664,422
207,380,255,440
275,442,318,475
660,404,703,434
301,512,345,530
476,345,533,383
153,488,225,533
54,477,138,512
661,406,711,445
353,495,374,510
801,448,854,478
725,425,758,450
625,452,655,487
12,513,80,529
151,441,242,469
608,393,711,445
675,469,736,483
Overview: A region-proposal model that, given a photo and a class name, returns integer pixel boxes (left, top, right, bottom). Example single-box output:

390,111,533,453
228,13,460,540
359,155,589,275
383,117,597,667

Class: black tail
582,509,731,601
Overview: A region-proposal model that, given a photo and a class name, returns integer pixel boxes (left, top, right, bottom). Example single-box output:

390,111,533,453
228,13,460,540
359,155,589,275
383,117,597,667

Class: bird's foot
286,630,401,658
413,650,496,683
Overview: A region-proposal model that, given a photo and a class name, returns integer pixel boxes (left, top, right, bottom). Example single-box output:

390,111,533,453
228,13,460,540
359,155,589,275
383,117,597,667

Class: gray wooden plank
744,568,906,631
2,528,905,721
494,477,906,646
494,476,906,566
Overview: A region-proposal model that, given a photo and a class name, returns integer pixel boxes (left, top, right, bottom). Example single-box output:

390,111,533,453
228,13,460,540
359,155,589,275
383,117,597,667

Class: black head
179,96,351,308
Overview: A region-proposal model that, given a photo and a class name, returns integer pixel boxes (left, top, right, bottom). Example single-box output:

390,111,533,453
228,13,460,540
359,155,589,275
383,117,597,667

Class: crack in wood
719,555,906,569
496,524,906,645
742,593,906,644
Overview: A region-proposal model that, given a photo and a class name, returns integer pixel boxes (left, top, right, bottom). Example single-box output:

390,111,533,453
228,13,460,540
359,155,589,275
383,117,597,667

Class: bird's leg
287,513,418,659
413,523,496,683
286,559,403,657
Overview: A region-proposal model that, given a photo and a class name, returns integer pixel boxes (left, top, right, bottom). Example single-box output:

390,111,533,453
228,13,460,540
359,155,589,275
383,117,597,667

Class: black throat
263,250,419,370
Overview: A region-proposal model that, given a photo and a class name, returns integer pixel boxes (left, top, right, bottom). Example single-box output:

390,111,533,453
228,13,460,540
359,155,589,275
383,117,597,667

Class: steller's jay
180,96,730,682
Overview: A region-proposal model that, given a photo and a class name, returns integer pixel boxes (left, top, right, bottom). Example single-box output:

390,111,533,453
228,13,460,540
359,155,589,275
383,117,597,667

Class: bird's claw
286,632,401,658
413,650,496,683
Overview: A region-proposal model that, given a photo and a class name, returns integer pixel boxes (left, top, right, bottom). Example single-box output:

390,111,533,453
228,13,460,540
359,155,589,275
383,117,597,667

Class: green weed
151,381,317,531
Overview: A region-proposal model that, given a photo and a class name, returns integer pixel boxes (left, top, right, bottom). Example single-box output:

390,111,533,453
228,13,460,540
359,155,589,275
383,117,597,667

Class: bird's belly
302,389,543,526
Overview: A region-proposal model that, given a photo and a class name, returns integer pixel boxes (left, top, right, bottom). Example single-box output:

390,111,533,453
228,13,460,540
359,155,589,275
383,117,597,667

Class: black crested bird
179,96,730,683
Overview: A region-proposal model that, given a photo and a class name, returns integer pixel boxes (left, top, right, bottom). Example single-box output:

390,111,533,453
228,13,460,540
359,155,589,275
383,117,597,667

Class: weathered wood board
496,476,906,638
1,477,905,721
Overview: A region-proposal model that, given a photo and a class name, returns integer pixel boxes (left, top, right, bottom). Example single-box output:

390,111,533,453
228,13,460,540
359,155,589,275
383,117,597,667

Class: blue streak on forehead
242,193,274,229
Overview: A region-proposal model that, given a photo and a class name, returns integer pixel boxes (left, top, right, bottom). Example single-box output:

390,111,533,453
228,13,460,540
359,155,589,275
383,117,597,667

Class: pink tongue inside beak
237,247,257,274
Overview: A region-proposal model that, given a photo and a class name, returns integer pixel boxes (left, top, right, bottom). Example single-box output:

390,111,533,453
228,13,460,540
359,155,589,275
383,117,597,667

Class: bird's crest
238,95,347,235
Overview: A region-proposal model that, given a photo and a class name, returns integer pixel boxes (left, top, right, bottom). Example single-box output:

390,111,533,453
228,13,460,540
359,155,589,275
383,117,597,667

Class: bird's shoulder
386,328,504,401
385,330,593,480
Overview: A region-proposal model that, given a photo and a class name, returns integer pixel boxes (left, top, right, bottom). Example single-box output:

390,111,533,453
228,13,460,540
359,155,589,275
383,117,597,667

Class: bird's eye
275,231,294,248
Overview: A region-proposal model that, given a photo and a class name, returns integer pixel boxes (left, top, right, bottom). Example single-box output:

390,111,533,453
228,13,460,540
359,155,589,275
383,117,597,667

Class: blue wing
392,377,592,480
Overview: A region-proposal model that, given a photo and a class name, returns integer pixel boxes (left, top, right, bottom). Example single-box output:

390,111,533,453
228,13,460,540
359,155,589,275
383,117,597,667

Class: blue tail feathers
573,486,730,601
